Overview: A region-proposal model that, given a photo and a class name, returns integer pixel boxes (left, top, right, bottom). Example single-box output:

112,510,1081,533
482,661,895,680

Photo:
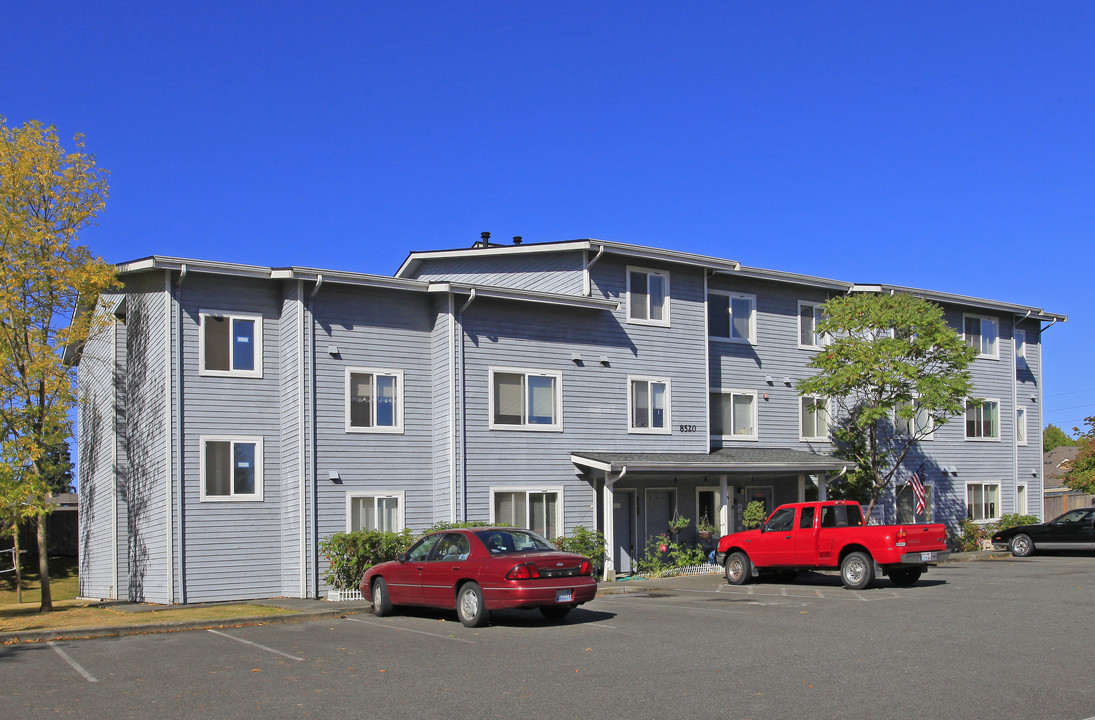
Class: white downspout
298,280,307,598
583,245,605,297
174,264,187,604
307,275,323,596
163,271,174,604
111,316,119,600
455,290,476,522
448,294,457,523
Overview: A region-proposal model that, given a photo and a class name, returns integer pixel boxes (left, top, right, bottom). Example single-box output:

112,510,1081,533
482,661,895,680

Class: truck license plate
920,551,937,561
556,590,573,603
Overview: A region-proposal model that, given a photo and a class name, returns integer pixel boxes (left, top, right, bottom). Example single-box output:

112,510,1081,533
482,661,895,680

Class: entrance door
613,490,634,574
645,489,674,540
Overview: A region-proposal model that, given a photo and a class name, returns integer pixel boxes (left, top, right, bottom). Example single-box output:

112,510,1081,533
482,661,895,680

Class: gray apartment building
75,238,1065,603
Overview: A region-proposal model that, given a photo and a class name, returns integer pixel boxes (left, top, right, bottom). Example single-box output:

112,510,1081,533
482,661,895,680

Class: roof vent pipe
476,231,490,248
513,236,522,245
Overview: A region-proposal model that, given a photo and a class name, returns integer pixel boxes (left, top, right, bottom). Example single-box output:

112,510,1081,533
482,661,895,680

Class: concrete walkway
0,550,1006,644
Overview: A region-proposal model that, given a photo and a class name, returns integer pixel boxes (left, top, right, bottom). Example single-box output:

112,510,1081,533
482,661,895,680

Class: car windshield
475,529,556,554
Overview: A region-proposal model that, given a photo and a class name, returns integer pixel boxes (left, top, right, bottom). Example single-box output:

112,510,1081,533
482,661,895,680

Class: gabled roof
571,448,849,474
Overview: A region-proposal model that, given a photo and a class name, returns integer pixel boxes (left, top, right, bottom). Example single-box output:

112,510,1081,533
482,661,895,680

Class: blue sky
5,1,1093,434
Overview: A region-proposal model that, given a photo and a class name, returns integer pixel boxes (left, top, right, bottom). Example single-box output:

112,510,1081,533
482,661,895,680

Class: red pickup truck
714,500,949,590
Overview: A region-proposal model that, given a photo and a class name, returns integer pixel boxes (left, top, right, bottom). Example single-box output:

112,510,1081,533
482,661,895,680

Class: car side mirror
396,553,407,563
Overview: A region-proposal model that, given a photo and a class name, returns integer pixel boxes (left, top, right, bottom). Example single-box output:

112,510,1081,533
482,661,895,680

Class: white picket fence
327,588,365,602
631,562,722,579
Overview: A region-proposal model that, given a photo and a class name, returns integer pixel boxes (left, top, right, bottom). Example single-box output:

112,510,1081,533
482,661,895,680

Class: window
963,315,999,359
765,507,795,532
1016,484,1028,516
895,398,934,439
708,291,756,343
799,506,816,529
965,400,1000,440
897,483,933,524
798,302,827,348
629,377,670,433
966,482,1000,522
627,267,670,325
200,311,263,377
489,368,562,430
1015,329,1027,367
492,488,561,539
800,396,829,441
710,390,757,439
346,368,404,433
201,437,263,501
347,492,404,532
1016,407,1028,445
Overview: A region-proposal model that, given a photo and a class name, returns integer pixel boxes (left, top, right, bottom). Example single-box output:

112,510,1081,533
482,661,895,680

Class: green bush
320,529,413,590
743,500,768,530
994,514,1039,532
424,520,498,533
553,526,607,568
634,533,706,576
951,519,988,552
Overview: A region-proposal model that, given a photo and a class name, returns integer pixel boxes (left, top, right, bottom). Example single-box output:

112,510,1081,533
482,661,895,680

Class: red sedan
360,527,597,627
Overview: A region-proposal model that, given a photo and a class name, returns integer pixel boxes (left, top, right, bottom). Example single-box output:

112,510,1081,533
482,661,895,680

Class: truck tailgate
899,524,948,551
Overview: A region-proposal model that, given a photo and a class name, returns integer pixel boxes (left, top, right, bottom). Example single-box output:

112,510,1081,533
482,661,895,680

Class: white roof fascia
850,284,1067,322
719,266,854,291
396,239,742,278
447,283,618,311
116,256,274,280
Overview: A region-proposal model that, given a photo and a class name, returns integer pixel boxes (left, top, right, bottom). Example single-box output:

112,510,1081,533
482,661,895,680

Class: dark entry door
613,491,634,574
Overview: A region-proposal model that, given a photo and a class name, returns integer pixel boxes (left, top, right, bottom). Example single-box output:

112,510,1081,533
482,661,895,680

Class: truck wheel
840,551,875,590
888,567,923,587
1009,533,1034,558
725,552,752,585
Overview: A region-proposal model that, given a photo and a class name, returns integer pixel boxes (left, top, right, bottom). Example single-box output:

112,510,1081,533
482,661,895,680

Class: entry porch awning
571,447,849,476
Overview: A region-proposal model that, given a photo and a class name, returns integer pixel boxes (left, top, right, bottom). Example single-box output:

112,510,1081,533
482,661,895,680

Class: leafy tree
1043,424,1077,453
0,117,116,610
797,292,978,521
1063,416,1095,495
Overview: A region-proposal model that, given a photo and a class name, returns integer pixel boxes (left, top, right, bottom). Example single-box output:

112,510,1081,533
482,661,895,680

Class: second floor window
801,396,829,441
346,369,403,432
628,267,670,325
200,311,262,378
964,315,999,359
630,377,670,433
709,291,756,343
965,400,1000,440
798,302,827,348
895,398,934,439
490,369,561,430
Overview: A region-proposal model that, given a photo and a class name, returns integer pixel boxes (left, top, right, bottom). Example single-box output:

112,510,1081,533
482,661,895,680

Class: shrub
950,519,989,552
993,514,1039,532
424,520,497,533
553,526,607,569
634,533,707,576
320,529,413,590
743,500,768,530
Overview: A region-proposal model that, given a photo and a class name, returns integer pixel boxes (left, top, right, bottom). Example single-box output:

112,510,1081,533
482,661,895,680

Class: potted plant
743,500,768,530
697,514,718,540
668,512,690,537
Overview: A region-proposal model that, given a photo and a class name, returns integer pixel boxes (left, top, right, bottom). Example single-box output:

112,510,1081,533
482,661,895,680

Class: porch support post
797,474,807,502
819,472,828,501
719,474,729,535
602,466,627,582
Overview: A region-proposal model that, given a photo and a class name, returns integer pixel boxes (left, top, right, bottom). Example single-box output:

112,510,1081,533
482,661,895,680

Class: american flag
911,462,927,516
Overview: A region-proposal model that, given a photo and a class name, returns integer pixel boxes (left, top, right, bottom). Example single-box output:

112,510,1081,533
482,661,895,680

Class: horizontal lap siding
77,300,121,599
410,253,584,295
179,276,283,602
310,285,435,591
279,289,303,597
123,275,170,603
431,300,454,523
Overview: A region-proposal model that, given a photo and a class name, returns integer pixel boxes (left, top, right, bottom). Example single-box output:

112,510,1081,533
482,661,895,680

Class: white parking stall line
47,641,98,683
345,617,477,644
205,629,304,661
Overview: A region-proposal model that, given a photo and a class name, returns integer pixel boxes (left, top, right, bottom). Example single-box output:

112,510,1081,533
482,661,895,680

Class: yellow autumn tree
0,117,117,611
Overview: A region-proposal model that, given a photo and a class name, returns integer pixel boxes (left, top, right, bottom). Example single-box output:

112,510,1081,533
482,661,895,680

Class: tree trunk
37,518,52,612
13,524,22,604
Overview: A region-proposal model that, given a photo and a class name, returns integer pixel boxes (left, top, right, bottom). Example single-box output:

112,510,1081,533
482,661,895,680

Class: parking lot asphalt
0,550,1008,644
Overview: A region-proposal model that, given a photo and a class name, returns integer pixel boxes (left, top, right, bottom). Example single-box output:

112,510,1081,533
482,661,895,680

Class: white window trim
628,375,672,434
966,481,1002,523
345,490,406,532
710,388,759,441
695,486,728,533
797,301,828,349
487,367,564,432
799,396,830,442
965,398,1002,442
199,436,264,502
198,309,264,379
963,313,1000,360
626,265,671,327
895,397,935,441
1015,329,1027,366
489,485,564,534
708,290,757,344
1016,406,1028,446
345,367,405,434
1016,482,1028,515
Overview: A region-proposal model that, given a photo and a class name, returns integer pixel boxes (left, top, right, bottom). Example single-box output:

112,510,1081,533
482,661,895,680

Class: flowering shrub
319,529,413,590
635,533,706,576
553,526,607,572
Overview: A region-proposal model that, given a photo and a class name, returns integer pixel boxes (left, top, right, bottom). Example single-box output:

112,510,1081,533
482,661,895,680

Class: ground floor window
1017,483,1028,515
347,492,403,532
492,488,561,539
201,437,263,501
896,483,933,524
967,482,1000,521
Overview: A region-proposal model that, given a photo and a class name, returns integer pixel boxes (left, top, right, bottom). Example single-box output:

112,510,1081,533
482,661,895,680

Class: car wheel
456,582,488,628
725,551,752,585
371,578,393,617
539,605,571,621
1009,533,1035,558
840,551,875,590
888,567,923,587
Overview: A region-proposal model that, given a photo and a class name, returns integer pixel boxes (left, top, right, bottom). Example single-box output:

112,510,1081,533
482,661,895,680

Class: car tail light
506,563,540,580
579,560,593,576
896,529,907,548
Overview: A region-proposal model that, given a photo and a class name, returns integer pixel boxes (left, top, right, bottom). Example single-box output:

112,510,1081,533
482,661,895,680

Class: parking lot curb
0,607,362,645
